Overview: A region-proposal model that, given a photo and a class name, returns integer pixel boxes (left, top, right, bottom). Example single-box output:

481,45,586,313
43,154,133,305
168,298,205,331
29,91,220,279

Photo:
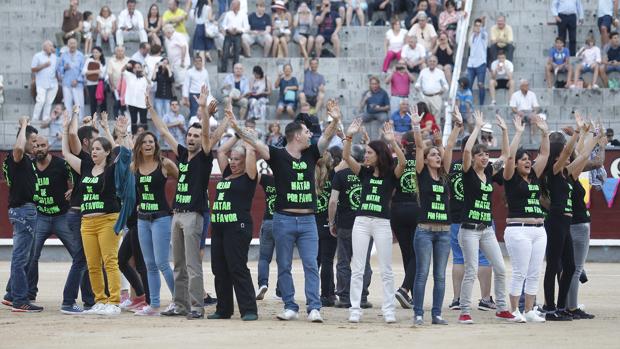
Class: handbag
205,22,219,38
284,89,296,102
95,79,105,104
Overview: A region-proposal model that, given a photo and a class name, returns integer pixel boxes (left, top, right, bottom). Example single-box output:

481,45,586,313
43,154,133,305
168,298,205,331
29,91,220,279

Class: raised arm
68,106,82,155
463,109,483,172
383,122,406,177
531,116,550,179
192,85,213,154
504,115,524,180
62,112,82,173
318,99,341,154
495,114,509,175
97,111,116,146
12,117,30,162
568,131,604,179
584,134,607,171
443,110,463,173
244,141,258,180
145,94,179,155
162,157,179,179
216,124,238,172
343,118,363,175
114,115,134,150
228,110,270,160
553,126,579,175
411,107,426,174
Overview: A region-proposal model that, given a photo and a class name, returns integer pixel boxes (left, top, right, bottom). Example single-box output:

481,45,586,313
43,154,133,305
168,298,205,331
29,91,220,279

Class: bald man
32,41,59,121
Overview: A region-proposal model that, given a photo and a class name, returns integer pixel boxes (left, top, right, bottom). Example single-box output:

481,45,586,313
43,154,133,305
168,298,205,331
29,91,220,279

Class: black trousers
557,13,577,56
118,225,149,302
390,202,419,293
544,212,575,310
367,0,392,24
220,33,242,73
211,222,257,317
335,227,372,303
86,84,106,117
128,105,147,134
316,215,337,298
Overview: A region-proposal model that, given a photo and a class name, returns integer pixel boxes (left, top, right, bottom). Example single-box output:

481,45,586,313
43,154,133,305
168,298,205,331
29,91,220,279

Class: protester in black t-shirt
315,148,337,307
343,119,406,324
411,107,462,326
2,118,42,312
232,99,340,323
456,111,515,324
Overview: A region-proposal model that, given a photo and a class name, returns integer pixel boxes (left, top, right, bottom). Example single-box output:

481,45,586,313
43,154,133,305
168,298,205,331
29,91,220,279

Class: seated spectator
162,0,189,40
383,18,409,72
406,0,437,30
57,38,85,120
433,32,454,84
271,1,293,57
299,57,327,115
151,57,175,120
242,0,273,57
606,128,620,146
417,101,440,136
509,79,540,140
315,0,343,57
145,4,163,47
116,0,148,46
266,121,285,146
359,76,390,141
597,0,619,48
275,63,299,118
384,60,415,113
82,46,107,116
455,76,474,132
124,61,151,133
293,2,316,59
144,44,163,79
438,0,462,44
222,63,250,119
56,0,82,48
219,0,250,72
163,24,190,87
408,12,437,51
466,16,488,105
82,11,95,55
163,97,187,145
390,99,413,136
393,0,416,18
96,6,117,51
546,37,573,88
480,123,497,147
330,0,347,20
367,0,392,26
601,31,620,87
401,35,427,74
573,37,602,88
131,42,150,65
345,0,366,26
414,55,448,118
247,65,272,120
428,0,442,28
182,55,211,117
489,50,514,105
41,104,65,149
489,15,515,61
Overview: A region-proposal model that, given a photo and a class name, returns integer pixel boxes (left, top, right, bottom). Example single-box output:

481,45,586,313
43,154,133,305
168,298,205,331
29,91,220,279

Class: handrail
442,0,474,144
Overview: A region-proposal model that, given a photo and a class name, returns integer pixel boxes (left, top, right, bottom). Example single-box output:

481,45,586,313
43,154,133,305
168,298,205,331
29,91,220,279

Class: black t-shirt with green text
174,144,214,212
79,161,119,214
571,177,590,224
392,153,418,204
332,167,361,229
2,152,38,208
356,166,397,219
267,144,321,212
315,170,334,216
260,174,276,220
462,164,494,225
69,150,93,208
211,166,257,225
504,172,545,219
36,156,71,216
449,160,465,223
547,171,573,215
417,166,450,224
137,165,171,213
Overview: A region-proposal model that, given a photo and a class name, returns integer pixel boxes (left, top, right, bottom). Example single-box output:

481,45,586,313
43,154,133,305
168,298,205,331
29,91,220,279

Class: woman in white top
246,65,271,120
292,2,316,59
271,2,293,57
383,18,408,72
124,61,151,134
96,6,117,51
82,46,107,116
572,37,602,88
192,0,218,63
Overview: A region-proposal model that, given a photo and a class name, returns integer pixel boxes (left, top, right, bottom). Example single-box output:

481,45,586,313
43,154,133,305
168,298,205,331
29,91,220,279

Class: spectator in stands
82,11,95,56
40,104,65,148
417,101,440,135
509,79,540,140
489,50,514,105
300,57,327,116
408,12,437,52
385,59,415,113
427,0,442,29
266,121,285,146
367,0,392,26
145,4,163,47
406,0,437,30
275,63,299,118
271,1,293,57
345,0,366,26
466,16,488,105
117,0,148,47
182,55,211,117
438,0,462,44
572,37,602,88
58,38,85,120
220,0,250,72
597,0,618,48
600,31,620,87
480,123,497,147
31,40,58,121
489,15,514,61
163,0,189,40
383,18,409,72
329,0,347,20
359,76,390,141
124,61,151,133
247,65,272,120
390,99,412,136
546,37,573,88
131,42,150,65
315,0,343,57
163,24,190,87
293,2,316,59
606,128,620,146
551,0,584,56
144,44,163,80
222,63,250,119
82,46,107,116
456,76,474,132
242,0,273,58
56,0,82,47
193,0,221,63
415,55,448,117
401,35,427,74
152,57,175,120
108,46,129,117
163,97,186,145
433,31,454,84
96,6,117,51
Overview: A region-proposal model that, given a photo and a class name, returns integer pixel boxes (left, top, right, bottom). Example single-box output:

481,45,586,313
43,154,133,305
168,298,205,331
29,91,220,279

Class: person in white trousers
57,38,85,121
342,119,406,324
32,40,59,121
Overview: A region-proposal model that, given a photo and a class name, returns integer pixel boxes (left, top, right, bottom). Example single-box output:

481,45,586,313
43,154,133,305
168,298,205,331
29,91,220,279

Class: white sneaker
101,304,121,316
348,311,361,323
512,310,526,323
277,309,299,321
163,302,176,313
119,298,132,310
414,315,424,326
524,310,546,323
256,285,268,300
84,303,106,315
384,314,397,324
307,309,323,323
134,305,160,316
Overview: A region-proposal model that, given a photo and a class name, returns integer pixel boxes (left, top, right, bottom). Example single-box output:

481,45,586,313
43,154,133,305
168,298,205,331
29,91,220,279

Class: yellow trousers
81,213,121,304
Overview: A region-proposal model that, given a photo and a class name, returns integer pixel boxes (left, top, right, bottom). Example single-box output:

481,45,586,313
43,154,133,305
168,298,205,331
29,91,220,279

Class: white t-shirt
510,90,539,112
581,46,602,66
96,14,116,36
401,44,427,63
386,28,408,52
490,59,514,80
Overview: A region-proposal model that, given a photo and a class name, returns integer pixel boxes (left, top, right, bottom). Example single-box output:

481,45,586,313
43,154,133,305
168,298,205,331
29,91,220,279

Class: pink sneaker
134,305,160,316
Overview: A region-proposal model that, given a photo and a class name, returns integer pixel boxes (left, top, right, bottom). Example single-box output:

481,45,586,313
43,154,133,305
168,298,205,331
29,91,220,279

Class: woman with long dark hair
82,46,107,116
131,131,179,316
411,109,462,326
343,119,406,324
192,0,216,63
145,3,163,47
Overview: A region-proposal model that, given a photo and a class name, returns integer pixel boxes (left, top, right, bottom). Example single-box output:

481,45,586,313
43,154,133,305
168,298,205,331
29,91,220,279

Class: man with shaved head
32,41,59,121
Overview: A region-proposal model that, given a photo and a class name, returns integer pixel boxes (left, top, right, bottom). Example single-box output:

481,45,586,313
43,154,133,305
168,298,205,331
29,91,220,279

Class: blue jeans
467,64,487,105
28,213,93,306
257,219,274,287
413,227,451,317
66,209,95,306
272,212,321,313
450,223,490,266
5,204,37,306
218,0,231,16
138,215,175,308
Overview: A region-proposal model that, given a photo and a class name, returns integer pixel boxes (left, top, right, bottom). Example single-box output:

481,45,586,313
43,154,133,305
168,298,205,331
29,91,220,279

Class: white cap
481,123,493,133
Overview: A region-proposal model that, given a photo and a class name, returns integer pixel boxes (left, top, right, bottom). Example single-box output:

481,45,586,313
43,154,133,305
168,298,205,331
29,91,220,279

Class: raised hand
72,104,80,116
574,111,585,130
194,84,210,107
145,93,152,110
432,129,443,147
532,115,548,133
473,109,484,128
562,126,575,136
382,122,395,142
225,108,239,130
115,114,130,134
99,111,110,130
82,115,92,126
92,112,99,128
453,108,463,126
409,105,422,126
360,125,370,144
346,118,362,137
495,114,507,131
62,110,71,131
18,116,29,128
513,114,525,133
207,98,218,116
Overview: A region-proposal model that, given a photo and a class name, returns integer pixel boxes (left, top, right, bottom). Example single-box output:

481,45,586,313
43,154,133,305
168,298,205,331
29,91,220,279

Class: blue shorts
583,64,597,73
200,210,211,250
450,223,490,266
598,15,613,32
606,65,620,72
277,100,296,110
